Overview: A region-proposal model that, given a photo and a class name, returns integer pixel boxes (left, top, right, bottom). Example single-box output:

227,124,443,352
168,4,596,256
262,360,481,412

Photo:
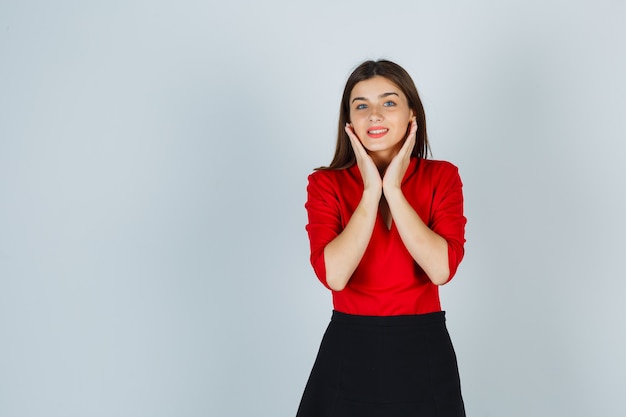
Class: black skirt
296,311,465,417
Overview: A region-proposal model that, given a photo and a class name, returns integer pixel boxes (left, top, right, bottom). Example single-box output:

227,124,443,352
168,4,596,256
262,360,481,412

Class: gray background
1,1,625,416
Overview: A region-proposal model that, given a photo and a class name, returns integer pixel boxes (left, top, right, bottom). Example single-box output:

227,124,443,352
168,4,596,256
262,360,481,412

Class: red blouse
305,157,466,316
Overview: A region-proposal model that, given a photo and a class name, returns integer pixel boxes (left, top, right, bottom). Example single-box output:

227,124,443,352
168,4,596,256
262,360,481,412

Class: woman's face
348,76,414,160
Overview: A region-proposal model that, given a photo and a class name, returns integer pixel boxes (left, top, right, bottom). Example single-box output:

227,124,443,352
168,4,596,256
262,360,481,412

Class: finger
400,118,418,155
345,124,367,158
406,117,418,140
399,129,416,157
344,123,361,145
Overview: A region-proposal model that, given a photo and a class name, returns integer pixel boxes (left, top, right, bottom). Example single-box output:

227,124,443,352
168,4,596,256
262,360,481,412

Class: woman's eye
383,101,396,107
356,103,367,110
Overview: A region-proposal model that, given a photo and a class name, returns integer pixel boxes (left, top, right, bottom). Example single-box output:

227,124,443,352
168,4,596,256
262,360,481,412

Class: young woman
296,60,467,417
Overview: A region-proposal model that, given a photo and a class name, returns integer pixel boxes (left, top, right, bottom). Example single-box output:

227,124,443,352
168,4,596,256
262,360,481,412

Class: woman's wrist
362,186,383,202
382,183,403,200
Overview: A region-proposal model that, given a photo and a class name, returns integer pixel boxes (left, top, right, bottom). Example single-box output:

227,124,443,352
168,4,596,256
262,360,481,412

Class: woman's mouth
367,127,388,139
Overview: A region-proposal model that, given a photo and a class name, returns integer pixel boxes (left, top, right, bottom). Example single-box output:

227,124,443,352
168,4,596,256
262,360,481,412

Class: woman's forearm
323,188,380,291
384,187,450,285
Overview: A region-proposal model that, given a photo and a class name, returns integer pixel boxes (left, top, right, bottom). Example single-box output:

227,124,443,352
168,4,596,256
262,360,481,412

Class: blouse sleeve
304,172,342,289
430,164,467,283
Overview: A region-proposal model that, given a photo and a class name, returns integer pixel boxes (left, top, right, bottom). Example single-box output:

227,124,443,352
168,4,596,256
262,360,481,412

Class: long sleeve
428,164,466,282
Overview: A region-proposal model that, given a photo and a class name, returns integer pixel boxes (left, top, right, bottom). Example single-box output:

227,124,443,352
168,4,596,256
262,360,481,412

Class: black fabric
296,311,466,417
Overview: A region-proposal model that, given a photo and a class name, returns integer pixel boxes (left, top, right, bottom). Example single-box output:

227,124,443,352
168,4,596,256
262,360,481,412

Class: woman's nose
369,109,383,122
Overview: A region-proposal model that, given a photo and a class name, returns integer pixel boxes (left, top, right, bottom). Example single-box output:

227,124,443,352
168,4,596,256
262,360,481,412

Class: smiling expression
349,76,414,162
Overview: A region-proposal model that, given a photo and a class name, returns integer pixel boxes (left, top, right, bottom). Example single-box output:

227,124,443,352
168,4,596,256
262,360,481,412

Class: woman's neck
370,150,397,174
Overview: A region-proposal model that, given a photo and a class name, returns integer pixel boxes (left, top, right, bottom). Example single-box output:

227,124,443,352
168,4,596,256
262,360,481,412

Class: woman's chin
364,142,403,157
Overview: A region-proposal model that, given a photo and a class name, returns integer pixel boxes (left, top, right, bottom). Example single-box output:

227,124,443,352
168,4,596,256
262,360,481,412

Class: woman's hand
383,117,417,193
345,123,383,196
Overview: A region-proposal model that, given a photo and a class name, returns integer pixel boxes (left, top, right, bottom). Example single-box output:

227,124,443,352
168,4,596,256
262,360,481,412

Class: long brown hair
319,59,430,170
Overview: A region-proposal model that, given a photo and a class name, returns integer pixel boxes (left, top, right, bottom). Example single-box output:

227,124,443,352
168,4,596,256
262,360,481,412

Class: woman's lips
366,126,389,139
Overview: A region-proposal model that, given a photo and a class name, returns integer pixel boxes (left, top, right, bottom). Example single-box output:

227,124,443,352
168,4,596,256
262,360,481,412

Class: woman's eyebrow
351,92,399,103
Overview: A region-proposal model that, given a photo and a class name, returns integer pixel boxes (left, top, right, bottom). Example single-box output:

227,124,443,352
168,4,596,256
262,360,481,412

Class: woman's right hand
321,125,382,291
345,123,383,196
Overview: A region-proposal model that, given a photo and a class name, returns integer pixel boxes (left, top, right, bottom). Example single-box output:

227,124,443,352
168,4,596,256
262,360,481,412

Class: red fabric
305,157,466,316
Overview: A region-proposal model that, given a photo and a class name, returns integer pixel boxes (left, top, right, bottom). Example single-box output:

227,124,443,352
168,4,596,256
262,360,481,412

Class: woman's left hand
383,117,417,192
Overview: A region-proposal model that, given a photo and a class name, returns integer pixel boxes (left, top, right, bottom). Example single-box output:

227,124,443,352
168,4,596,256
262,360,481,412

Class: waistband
331,310,446,327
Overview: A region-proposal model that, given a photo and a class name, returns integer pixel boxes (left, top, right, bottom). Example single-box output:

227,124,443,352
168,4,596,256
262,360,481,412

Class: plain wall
1,1,625,416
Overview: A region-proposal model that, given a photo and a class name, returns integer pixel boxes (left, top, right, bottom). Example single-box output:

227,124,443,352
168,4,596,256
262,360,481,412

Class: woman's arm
323,124,382,291
323,188,379,291
382,119,451,285
385,188,450,285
